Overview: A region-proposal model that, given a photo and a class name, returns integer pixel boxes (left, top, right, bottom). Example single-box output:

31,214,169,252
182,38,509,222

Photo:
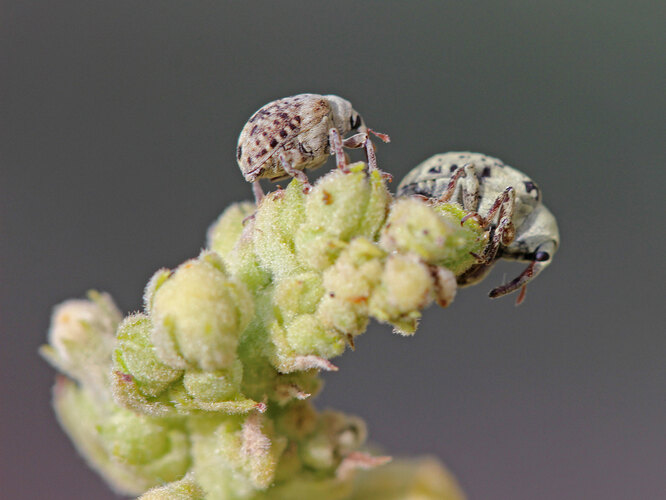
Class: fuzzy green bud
151,252,253,371
268,318,344,374
252,180,307,279
285,314,345,358
53,378,190,495
368,253,435,334
182,361,243,402
273,272,324,323
190,414,285,496
207,201,256,262
99,411,188,469
40,291,121,399
140,474,204,500
350,458,465,500
301,410,367,471
114,314,182,398
380,198,485,275
295,165,390,270
317,237,384,335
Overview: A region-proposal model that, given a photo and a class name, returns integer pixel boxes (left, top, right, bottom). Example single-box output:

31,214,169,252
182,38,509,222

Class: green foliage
41,164,478,499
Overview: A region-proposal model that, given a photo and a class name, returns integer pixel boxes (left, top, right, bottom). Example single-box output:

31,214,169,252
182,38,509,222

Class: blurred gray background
1,1,664,498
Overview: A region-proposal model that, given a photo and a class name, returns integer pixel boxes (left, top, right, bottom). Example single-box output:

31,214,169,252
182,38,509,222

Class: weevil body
237,94,388,201
397,152,559,303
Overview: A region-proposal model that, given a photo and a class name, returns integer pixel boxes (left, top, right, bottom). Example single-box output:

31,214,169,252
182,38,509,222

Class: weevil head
489,203,559,301
324,95,366,136
503,203,559,264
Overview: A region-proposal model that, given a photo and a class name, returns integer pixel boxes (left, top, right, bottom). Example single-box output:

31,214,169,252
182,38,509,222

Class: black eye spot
535,251,550,261
350,114,362,130
524,181,538,194
428,165,441,174
449,164,458,172
481,166,491,178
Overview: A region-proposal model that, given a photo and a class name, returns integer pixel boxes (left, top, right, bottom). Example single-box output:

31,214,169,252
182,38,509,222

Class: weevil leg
252,181,265,204
279,153,312,193
368,128,391,143
366,129,391,177
489,261,535,302
456,187,516,287
342,132,374,169
463,186,515,229
328,128,348,172
437,163,479,209
481,215,512,264
461,164,479,211
489,239,556,304
438,165,466,203
342,131,392,180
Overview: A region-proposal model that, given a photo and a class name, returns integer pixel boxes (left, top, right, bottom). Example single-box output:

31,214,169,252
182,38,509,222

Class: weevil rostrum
236,94,390,201
397,152,559,304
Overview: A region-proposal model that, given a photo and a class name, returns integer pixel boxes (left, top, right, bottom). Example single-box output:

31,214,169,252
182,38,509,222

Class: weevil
397,152,559,304
236,94,389,201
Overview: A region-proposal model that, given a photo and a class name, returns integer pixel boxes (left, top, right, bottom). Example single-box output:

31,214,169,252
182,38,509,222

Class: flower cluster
41,163,482,499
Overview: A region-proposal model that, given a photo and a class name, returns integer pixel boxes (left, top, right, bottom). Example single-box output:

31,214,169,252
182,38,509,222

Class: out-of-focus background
1,2,664,498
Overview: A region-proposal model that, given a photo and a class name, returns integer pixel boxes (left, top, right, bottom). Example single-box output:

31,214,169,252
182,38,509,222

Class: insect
236,93,389,201
397,152,559,304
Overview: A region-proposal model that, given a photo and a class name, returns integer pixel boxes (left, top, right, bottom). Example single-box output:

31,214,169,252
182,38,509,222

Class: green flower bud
114,314,182,398
189,415,254,499
190,414,285,495
380,198,486,275
99,411,186,468
260,476,353,500
285,314,345,358
271,442,302,484
252,180,307,278
143,268,171,316
207,201,256,262
273,272,324,324
269,316,345,372
319,410,367,458
300,411,366,472
318,238,384,336
140,474,204,500
295,165,390,270
40,291,121,399
301,433,335,470
349,458,465,500
368,253,435,334
274,402,318,441
152,252,253,371
53,378,190,495
183,361,243,402
225,232,272,292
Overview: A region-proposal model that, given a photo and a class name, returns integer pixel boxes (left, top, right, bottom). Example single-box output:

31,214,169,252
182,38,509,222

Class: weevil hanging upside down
397,152,560,304
236,93,390,202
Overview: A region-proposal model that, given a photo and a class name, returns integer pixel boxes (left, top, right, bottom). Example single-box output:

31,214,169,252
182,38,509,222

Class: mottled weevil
397,152,559,304
237,94,389,201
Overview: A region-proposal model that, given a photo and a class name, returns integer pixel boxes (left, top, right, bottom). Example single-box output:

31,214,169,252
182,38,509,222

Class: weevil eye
534,251,550,261
350,114,362,130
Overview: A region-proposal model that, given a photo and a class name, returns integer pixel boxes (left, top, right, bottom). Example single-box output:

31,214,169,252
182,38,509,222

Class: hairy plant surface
41,163,482,499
